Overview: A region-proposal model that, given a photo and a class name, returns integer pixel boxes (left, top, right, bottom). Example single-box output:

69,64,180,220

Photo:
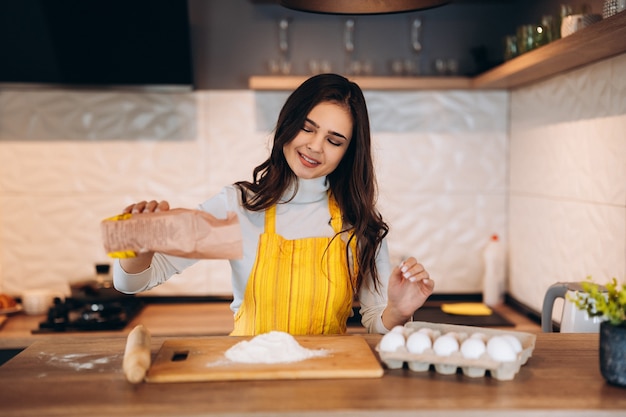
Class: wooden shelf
249,75,472,91
474,10,626,89
249,11,626,91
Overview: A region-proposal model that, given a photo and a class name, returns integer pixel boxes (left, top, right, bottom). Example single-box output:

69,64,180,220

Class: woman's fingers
399,257,433,290
156,200,170,212
122,200,170,214
400,257,425,281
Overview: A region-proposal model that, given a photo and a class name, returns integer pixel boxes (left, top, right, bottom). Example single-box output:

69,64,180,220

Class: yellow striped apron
231,195,356,336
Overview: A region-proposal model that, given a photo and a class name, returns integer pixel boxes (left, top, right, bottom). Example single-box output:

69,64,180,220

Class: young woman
114,73,434,335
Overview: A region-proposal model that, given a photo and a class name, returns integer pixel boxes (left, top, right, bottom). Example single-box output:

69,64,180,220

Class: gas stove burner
33,297,144,333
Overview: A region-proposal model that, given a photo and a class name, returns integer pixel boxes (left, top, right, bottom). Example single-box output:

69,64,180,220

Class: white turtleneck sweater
113,177,391,334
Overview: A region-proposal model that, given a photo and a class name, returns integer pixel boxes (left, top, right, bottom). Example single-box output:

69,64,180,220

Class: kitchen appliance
33,297,144,333
541,282,606,332
0,0,193,90
280,0,449,14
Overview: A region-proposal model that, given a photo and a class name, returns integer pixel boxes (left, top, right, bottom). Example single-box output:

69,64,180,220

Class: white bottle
482,234,506,306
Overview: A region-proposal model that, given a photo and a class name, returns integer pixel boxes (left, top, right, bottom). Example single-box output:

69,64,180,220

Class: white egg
406,331,432,354
390,325,405,334
460,338,486,359
445,331,459,341
501,335,523,353
433,335,459,357
470,332,487,342
487,336,517,362
379,331,406,352
417,327,435,338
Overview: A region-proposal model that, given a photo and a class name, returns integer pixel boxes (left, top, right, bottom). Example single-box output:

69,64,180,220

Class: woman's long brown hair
234,73,388,293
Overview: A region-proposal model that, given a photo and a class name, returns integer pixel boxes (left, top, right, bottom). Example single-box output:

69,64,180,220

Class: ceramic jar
603,0,626,18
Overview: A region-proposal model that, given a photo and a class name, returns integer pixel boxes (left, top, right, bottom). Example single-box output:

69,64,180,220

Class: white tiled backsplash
0,53,624,318
509,53,626,312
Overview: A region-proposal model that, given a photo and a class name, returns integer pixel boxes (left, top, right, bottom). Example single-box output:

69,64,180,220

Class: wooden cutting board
146,334,383,383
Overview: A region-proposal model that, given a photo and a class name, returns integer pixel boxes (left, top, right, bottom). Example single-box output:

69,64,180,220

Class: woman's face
283,101,353,180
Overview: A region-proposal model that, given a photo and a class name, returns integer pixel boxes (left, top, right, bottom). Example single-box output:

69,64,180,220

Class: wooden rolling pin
123,324,151,384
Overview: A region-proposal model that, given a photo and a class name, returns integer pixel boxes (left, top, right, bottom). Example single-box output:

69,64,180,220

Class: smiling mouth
299,152,320,166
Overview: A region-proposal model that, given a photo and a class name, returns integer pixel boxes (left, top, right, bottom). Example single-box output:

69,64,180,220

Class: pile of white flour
225,331,329,364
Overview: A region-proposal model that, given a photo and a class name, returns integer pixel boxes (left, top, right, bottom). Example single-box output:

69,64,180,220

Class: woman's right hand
123,200,170,214
118,200,170,274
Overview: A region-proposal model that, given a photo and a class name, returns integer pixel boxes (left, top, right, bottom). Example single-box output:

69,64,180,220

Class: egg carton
376,321,537,381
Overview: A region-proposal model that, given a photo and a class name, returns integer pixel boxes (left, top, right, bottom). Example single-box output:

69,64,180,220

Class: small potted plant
572,277,626,387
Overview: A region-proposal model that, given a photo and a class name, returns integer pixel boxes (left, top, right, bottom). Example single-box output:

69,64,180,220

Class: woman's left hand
382,257,435,330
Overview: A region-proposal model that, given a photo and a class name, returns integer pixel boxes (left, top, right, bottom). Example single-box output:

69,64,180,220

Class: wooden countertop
0,302,237,349
1,331,625,416
1,302,625,416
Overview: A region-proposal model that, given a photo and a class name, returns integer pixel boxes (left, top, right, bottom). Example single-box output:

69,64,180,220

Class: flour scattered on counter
38,351,119,372
225,331,329,364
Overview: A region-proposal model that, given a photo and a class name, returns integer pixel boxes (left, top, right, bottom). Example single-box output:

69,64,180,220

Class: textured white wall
0,86,508,298
509,53,626,315
368,91,508,293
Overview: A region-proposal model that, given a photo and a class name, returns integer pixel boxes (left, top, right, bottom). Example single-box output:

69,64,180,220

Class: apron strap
263,193,358,279
328,194,342,233
328,193,359,282
264,205,277,234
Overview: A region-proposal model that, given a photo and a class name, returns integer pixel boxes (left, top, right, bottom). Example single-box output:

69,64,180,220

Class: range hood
279,0,450,14
0,0,194,92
